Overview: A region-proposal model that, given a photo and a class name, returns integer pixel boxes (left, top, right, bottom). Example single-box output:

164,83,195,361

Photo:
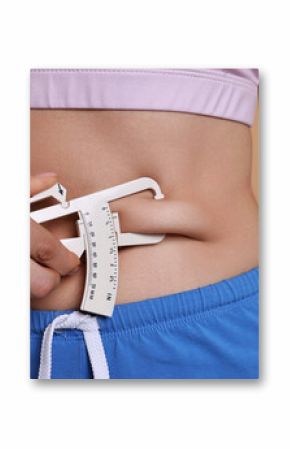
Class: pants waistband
31,267,259,336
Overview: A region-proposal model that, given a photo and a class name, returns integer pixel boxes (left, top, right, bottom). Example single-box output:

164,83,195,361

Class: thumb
31,173,57,197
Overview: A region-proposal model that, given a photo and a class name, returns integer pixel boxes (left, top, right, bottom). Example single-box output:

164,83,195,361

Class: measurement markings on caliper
103,204,118,298
81,211,99,301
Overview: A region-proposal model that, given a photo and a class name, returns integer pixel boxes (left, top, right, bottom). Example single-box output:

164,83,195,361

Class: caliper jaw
61,220,86,257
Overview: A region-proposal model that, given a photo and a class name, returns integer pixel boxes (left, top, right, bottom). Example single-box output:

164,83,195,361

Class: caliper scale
30,177,165,316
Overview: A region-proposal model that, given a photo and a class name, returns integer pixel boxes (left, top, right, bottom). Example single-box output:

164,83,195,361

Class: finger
30,259,61,299
30,172,57,196
30,219,80,276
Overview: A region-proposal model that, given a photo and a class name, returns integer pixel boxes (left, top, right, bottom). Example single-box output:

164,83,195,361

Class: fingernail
38,172,57,178
68,265,80,275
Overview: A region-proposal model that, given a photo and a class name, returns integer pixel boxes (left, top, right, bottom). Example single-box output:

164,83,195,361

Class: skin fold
30,109,258,310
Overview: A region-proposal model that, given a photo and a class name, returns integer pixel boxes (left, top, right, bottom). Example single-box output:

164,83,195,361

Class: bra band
30,69,259,126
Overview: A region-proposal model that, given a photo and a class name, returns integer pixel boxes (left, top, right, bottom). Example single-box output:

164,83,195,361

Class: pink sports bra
30,69,259,126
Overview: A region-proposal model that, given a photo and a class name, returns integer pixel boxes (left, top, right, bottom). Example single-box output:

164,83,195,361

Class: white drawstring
38,311,110,379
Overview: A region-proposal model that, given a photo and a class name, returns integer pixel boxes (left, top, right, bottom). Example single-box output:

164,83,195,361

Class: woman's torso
30,109,258,310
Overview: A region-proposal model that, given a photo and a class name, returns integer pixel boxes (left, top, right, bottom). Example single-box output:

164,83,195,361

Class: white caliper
30,177,165,317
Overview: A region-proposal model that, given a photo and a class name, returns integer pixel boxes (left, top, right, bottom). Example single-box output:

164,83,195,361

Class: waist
30,109,258,310
30,190,258,310
31,267,259,334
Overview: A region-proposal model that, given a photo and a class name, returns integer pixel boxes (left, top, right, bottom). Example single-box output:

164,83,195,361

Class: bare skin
30,110,258,310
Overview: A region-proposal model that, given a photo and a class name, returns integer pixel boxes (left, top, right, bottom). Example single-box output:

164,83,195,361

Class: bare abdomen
30,109,258,310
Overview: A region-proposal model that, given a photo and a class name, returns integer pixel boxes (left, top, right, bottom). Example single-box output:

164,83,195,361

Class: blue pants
31,267,259,379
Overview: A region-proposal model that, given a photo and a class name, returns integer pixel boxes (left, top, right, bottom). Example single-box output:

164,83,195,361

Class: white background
0,1,289,448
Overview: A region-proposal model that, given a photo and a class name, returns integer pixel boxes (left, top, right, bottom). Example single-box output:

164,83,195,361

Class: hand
30,173,80,300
